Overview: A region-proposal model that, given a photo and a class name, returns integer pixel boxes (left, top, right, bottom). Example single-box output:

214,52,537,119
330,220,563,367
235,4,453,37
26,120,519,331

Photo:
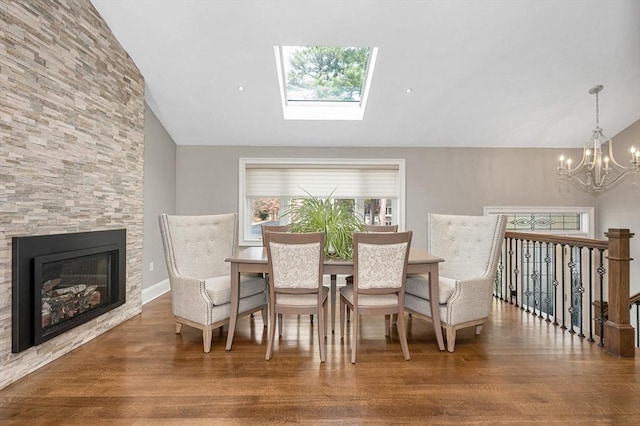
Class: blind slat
246,167,398,198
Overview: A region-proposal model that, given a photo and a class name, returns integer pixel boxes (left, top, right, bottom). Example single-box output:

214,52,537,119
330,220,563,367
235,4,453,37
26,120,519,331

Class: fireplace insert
12,229,126,353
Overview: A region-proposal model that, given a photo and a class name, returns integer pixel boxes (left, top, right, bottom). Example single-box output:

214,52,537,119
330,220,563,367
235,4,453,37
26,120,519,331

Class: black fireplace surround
12,229,126,353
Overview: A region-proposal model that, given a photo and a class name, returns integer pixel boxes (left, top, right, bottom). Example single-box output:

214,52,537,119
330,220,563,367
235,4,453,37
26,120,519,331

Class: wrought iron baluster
552,243,559,326
544,242,552,323
568,245,577,334
587,248,595,342
597,248,606,347
524,239,531,313
511,240,520,307
577,246,585,337
561,244,567,330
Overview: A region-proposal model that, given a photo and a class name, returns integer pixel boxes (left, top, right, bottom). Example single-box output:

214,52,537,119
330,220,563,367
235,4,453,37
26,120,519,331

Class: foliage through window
284,46,370,103
274,45,378,120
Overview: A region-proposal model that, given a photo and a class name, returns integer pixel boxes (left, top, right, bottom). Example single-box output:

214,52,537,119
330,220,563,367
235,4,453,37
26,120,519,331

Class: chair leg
340,297,345,339
324,302,328,338
384,315,391,337
278,313,283,336
351,308,359,364
175,322,183,334
266,306,277,360
396,310,410,361
318,306,326,362
202,327,212,353
262,305,268,328
475,324,483,335
446,326,456,352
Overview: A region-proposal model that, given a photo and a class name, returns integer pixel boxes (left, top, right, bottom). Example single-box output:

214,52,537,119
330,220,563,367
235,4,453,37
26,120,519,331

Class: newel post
603,228,635,357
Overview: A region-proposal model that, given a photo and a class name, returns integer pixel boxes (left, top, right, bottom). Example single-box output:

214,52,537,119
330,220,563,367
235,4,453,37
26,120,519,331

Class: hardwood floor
1,293,639,425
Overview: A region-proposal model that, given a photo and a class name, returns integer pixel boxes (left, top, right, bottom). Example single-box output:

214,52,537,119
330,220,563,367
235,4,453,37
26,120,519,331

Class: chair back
354,231,412,292
261,224,290,246
265,232,324,291
364,224,398,232
427,213,507,281
159,213,237,279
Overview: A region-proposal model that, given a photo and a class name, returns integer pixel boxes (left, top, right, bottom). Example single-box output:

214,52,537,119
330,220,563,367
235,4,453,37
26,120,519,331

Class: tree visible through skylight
282,46,371,103
274,45,377,120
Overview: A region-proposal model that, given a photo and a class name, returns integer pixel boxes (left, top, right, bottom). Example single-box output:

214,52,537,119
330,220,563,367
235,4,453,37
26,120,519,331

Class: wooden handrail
504,231,609,250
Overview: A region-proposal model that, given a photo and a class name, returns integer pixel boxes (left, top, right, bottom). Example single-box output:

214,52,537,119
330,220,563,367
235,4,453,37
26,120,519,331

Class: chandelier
557,85,639,192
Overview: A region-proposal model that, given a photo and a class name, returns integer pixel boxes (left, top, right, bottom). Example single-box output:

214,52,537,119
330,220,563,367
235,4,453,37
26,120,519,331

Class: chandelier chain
595,90,599,130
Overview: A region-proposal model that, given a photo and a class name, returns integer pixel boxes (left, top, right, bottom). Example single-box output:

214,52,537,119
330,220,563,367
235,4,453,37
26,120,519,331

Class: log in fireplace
12,229,126,353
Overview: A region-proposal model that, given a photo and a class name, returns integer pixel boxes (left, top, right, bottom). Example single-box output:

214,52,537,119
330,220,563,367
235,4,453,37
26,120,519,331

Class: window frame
274,45,378,120
483,206,594,238
239,158,405,246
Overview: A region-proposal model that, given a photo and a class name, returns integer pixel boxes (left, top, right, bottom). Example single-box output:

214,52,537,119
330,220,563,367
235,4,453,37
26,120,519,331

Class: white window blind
239,158,406,245
245,163,400,198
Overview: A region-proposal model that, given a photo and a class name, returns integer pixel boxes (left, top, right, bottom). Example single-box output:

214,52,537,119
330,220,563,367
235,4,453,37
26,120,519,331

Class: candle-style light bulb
604,156,610,170
566,158,572,171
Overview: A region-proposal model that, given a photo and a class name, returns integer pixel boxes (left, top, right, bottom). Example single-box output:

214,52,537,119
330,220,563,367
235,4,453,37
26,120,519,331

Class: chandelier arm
605,139,631,170
567,149,589,175
563,174,590,188
602,168,637,187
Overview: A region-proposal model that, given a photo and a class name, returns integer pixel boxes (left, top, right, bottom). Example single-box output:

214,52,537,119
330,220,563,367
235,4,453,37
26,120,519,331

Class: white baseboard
142,278,170,305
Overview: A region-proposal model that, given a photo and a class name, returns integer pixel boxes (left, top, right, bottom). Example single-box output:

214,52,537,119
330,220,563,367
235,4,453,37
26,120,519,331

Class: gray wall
596,119,640,298
175,145,595,249
143,104,177,288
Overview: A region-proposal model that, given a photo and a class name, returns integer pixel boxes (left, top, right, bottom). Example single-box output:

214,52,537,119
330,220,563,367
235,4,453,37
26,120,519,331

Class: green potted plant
285,190,365,259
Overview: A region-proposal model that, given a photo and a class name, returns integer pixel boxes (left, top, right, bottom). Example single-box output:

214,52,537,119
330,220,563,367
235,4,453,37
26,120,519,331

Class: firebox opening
12,229,126,353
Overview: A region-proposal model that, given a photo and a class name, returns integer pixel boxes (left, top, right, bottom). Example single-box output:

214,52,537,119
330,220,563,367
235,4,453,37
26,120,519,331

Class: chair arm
444,277,495,326
169,273,214,325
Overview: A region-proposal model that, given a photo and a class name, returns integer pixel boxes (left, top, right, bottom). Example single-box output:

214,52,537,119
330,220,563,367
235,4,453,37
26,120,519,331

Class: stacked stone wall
0,0,144,389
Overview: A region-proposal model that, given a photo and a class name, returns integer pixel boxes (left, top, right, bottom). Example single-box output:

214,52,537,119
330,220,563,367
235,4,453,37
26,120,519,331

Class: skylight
274,45,378,120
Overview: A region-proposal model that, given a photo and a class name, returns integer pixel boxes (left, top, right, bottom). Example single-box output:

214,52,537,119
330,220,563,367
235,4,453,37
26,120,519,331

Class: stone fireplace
12,230,126,353
1,0,144,390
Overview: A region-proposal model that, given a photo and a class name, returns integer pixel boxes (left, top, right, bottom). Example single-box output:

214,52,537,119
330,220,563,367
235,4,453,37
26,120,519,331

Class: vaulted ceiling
91,0,640,148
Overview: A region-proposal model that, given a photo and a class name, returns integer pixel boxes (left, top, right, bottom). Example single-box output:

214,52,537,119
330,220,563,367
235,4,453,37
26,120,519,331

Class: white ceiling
90,0,640,148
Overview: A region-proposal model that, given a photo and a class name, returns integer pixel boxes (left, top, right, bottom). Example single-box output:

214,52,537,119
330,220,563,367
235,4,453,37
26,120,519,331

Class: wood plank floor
1,293,639,425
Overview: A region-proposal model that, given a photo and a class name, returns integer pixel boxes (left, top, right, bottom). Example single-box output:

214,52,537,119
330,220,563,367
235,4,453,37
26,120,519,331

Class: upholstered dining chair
261,224,290,243
340,231,412,363
404,213,507,352
264,231,328,362
159,213,268,353
261,224,316,326
346,224,399,324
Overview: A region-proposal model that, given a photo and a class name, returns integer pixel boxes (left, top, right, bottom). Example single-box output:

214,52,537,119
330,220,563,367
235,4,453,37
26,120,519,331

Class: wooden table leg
225,263,240,351
331,274,337,333
429,266,445,351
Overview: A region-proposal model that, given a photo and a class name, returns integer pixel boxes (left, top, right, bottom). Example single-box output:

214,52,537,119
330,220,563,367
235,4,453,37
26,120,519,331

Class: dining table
224,246,445,351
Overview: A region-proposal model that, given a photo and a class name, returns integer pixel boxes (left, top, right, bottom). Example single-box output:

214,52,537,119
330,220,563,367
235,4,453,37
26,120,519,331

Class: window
274,45,378,120
483,206,594,238
239,158,405,245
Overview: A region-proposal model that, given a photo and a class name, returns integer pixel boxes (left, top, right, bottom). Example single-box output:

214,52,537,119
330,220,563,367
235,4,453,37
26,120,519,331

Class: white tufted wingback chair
159,213,268,352
404,214,507,352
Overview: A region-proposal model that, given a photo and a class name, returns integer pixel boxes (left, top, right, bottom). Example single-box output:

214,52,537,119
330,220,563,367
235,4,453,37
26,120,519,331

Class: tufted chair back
160,213,237,280
428,213,507,281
